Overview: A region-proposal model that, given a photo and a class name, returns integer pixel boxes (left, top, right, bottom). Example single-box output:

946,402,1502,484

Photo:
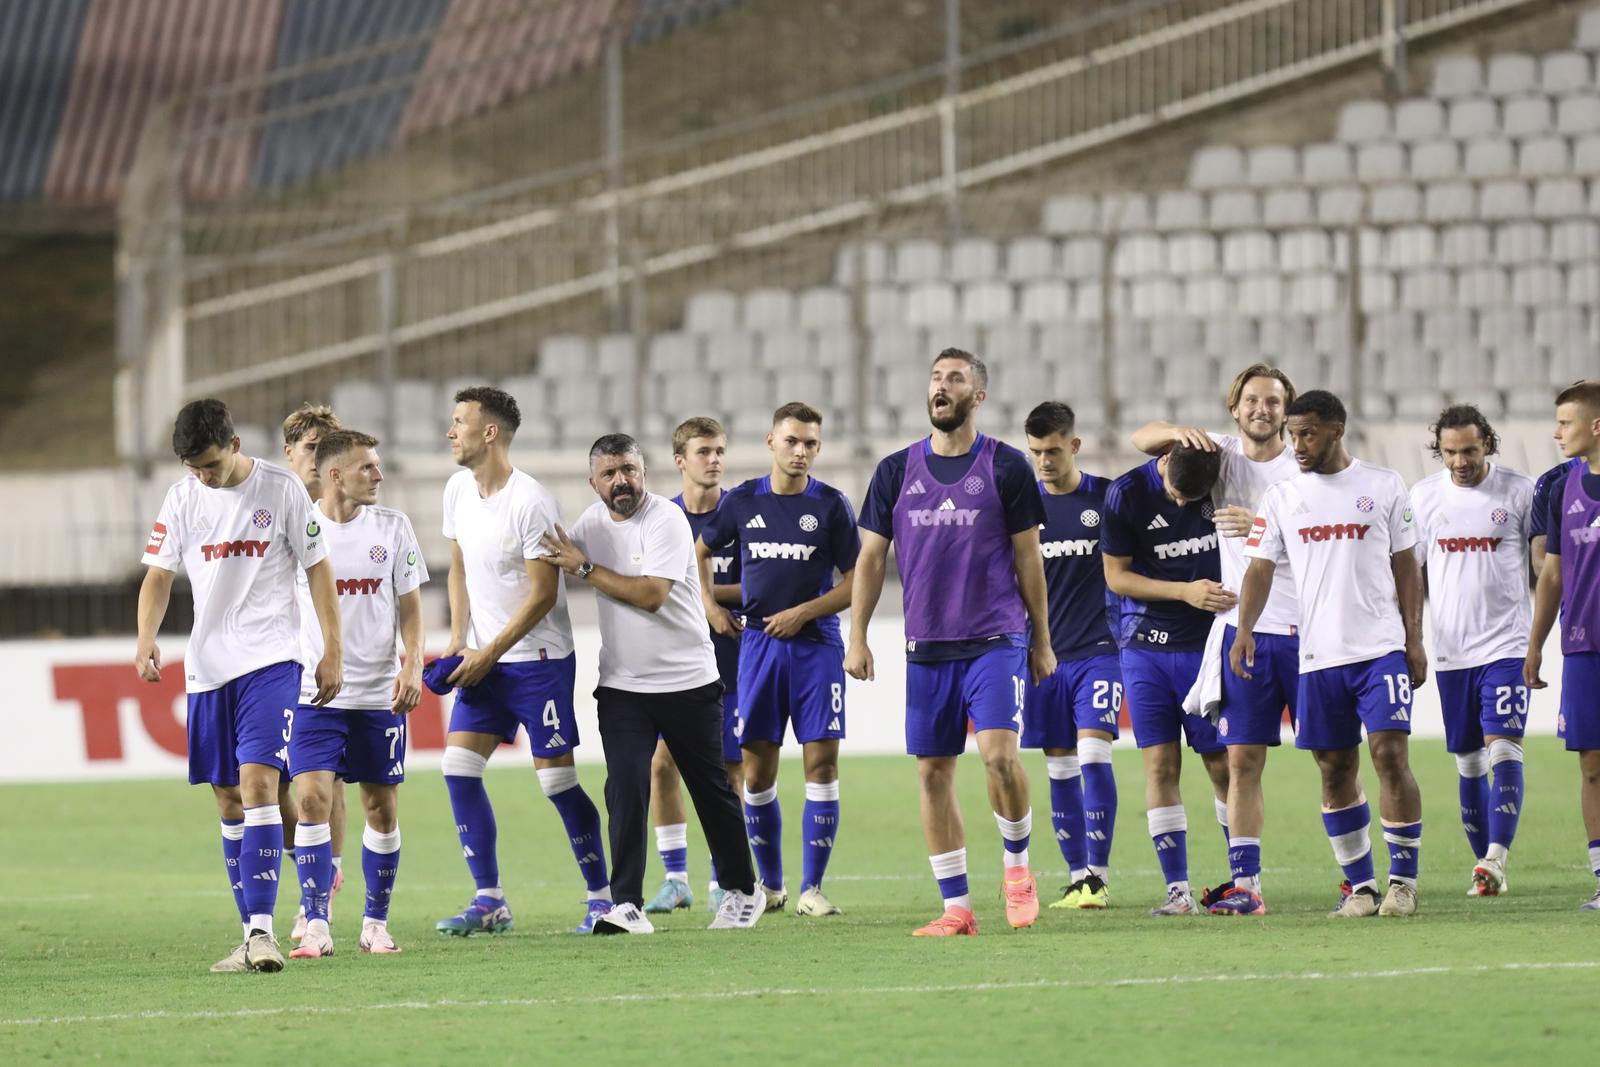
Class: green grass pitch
3,739,1596,1064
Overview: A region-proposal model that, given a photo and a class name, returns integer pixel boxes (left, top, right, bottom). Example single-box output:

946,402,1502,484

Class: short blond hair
672,416,726,456
282,403,341,445
1225,364,1296,412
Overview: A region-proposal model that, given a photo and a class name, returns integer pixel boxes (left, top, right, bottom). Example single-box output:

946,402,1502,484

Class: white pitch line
4,961,1596,1029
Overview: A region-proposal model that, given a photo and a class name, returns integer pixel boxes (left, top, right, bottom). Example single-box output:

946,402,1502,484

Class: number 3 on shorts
542,700,561,729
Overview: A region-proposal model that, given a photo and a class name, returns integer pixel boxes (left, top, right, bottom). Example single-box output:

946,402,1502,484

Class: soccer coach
540,433,765,934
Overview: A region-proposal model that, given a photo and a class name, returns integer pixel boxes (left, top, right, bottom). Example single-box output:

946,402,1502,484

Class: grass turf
2,739,1596,1064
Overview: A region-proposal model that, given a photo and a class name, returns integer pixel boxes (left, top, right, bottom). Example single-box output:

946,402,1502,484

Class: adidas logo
907,479,927,495
1503,715,1523,731
1570,500,1586,515
746,515,768,529
545,733,567,748
252,870,278,881
1055,828,1072,842
389,763,404,777
1087,830,1107,841
1155,834,1177,850
1392,849,1413,860
462,845,476,858
1496,802,1519,815
807,837,835,849
304,877,317,889
1146,515,1170,531
827,716,841,731
1390,708,1410,721
748,835,769,846
938,498,956,512
579,852,601,864
1100,711,1116,723
1463,821,1479,833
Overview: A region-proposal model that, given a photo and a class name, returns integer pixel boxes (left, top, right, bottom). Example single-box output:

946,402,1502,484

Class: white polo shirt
570,492,718,693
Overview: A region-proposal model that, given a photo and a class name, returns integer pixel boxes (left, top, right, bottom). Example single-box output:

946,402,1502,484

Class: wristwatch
575,559,595,580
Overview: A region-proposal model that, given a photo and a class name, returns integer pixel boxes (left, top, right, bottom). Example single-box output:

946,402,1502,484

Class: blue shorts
736,630,846,746
449,654,579,757
1561,652,1600,751
185,661,302,786
1218,626,1297,747
905,645,1026,757
1295,651,1413,751
1121,646,1222,753
289,704,408,785
1436,658,1529,753
1022,653,1122,749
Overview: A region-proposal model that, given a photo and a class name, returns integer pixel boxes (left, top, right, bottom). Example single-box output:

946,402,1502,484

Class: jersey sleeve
1407,485,1431,565
392,514,429,596
997,446,1047,535
518,492,557,560
641,504,693,582
282,480,329,569
440,477,458,540
699,493,738,550
1243,486,1289,565
1387,475,1418,554
1098,478,1137,557
1545,467,1570,556
829,492,862,572
857,452,905,539
140,485,184,571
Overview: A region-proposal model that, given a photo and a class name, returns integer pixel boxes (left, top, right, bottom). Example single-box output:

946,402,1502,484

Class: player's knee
297,788,332,824
1454,749,1489,777
365,805,398,834
1227,747,1265,778
982,748,1025,786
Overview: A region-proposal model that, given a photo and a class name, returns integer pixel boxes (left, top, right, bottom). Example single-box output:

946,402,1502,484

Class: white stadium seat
1260,315,1312,355
834,241,889,284
1574,134,1600,172
1540,51,1591,94
1566,262,1600,303
1578,9,1600,52
1493,222,1548,265
1518,135,1572,177
1371,183,1423,224
1359,271,1398,311
1019,280,1073,322
1463,136,1515,178
742,288,794,330
1423,181,1476,223
811,328,858,370
1448,97,1500,139
1279,228,1334,272
1356,142,1408,182
1130,277,1183,318
1383,224,1437,269
1113,233,1167,277
1301,142,1354,184
1409,140,1461,181
1184,276,1235,316
1440,222,1493,264
1163,353,1216,398
1393,98,1445,141
1316,186,1365,226
1478,179,1533,220
1502,94,1554,137
1004,236,1056,280
1533,177,1585,218
1381,350,1437,391
1458,266,1511,305
864,285,903,327
1551,340,1596,385
1422,308,1474,348
1221,230,1276,273
1155,190,1207,230
797,286,850,329
869,327,924,369
1533,306,1588,345
1189,144,1246,189
1104,192,1154,231
1042,194,1100,235
596,335,637,377
959,281,1014,324
949,237,1000,282
1246,144,1299,185
1431,54,1484,98
703,331,757,371
684,290,738,333
1237,274,1285,315
1208,189,1261,229
1478,307,1527,348
1261,188,1314,227
1400,269,1454,309
894,239,945,283
1557,92,1600,135
1149,317,1202,355
1551,219,1600,261
758,331,811,370
1166,232,1219,275
648,332,701,374
1203,316,1256,357
1337,99,1390,142
540,333,593,376
1288,272,1341,314
718,368,770,411
1486,53,1538,96
1060,236,1104,279
903,282,957,325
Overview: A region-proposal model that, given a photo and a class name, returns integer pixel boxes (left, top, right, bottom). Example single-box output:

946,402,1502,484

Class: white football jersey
1210,432,1301,635
1244,459,1417,673
1408,464,1534,670
141,459,326,693
442,468,574,661
297,502,428,709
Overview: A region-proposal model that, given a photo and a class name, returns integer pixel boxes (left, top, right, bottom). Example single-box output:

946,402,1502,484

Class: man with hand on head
542,434,765,934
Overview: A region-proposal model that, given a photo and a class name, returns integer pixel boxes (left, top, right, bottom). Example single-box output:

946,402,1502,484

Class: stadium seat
1367,309,1417,351
1038,322,1102,365
1371,183,1423,224
1440,222,1493,264
1550,219,1600,261
743,288,795,331
1540,51,1591,94
540,334,593,376
1566,262,1600,303
1533,306,1587,345
1113,233,1166,277
949,237,1000,282
1149,317,1202,355
1478,307,1527,348
1463,136,1516,178
1449,97,1500,139
1430,54,1484,98
1357,142,1408,183
1313,312,1352,358
1301,142,1354,184
1189,144,1246,189
1104,192,1154,231
1203,316,1257,357
1112,318,1148,360
811,328,858,370
1042,194,1100,234
1383,224,1437,270
1273,348,1322,389
869,327,924,370
1155,190,1207,231
1075,281,1112,320
1400,269,1454,309
1262,188,1314,227
718,368,769,411
1360,271,1398,311
983,322,1035,364
684,291,738,333
1184,276,1234,316
1503,95,1555,137
864,285,904,327
596,335,637,378
1381,348,1437,391
1409,139,1461,181
1422,308,1474,349
1423,181,1476,223
1208,190,1261,229
1287,272,1341,314
759,330,812,370
773,367,831,407
1534,177,1586,218
1487,53,1539,96
1260,314,1312,355
330,380,385,434
1279,228,1334,272
1246,144,1299,185
1166,232,1219,275
797,286,850,329
1393,98,1446,141
1237,274,1285,316
1558,92,1600,135
1163,353,1216,398
991,359,1053,407
1494,222,1549,265
834,241,889,285
1479,179,1533,220
704,331,757,371
392,379,445,449
1550,340,1594,385
1060,236,1105,280
1004,236,1056,280
1578,8,1600,51
1019,280,1073,321
1221,230,1276,274
1111,354,1162,399
1518,135,1572,177
649,331,701,374
959,281,1014,324
1506,384,1554,416
554,377,604,415
1337,99,1390,142
1316,186,1365,226
1460,266,1512,305
1130,277,1183,318
1491,339,1545,389
894,239,945,283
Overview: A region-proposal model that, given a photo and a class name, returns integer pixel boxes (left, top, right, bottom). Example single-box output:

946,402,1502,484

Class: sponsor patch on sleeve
1245,516,1267,548
145,521,168,555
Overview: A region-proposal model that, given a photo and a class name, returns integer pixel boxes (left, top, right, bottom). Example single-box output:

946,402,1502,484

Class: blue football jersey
1038,473,1119,660
1100,459,1220,650
674,492,742,690
700,475,861,646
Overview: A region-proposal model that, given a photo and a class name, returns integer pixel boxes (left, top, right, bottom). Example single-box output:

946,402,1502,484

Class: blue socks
655,822,689,880
1079,738,1117,876
1455,749,1490,859
1148,805,1189,889
1046,756,1088,879
220,819,247,929
239,803,283,935
1383,820,1422,887
294,821,332,922
1487,739,1524,861
929,847,970,910
1322,800,1376,891
802,781,840,892
441,747,501,891
538,766,609,899
744,784,784,890
1229,837,1262,890
362,825,401,922
995,810,1031,871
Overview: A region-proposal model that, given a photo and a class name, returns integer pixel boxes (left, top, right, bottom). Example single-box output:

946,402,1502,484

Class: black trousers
595,681,755,906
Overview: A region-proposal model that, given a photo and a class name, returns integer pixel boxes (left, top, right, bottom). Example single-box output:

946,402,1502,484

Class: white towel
1181,615,1230,724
